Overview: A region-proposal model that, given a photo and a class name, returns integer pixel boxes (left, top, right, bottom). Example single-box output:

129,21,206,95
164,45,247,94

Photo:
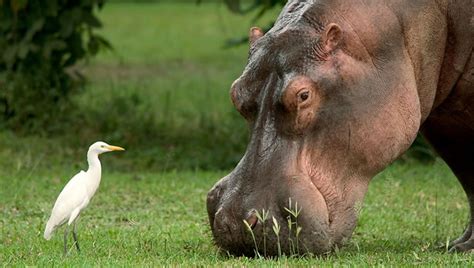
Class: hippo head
207,1,421,256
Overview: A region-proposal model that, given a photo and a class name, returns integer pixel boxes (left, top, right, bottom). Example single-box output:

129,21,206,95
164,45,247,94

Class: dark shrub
0,0,110,132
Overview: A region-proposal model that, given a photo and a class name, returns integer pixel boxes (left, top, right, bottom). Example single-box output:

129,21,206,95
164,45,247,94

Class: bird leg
64,226,69,255
72,222,81,252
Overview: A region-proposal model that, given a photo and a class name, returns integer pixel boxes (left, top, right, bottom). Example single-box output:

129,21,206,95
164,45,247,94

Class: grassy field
1,2,471,266
1,161,473,266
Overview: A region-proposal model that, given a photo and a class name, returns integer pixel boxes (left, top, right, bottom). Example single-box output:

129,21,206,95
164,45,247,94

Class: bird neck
87,151,102,175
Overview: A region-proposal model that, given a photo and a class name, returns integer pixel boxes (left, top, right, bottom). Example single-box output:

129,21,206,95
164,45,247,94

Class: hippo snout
207,174,335,256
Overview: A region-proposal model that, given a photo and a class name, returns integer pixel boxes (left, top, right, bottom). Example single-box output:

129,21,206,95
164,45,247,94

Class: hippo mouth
207,173,338,256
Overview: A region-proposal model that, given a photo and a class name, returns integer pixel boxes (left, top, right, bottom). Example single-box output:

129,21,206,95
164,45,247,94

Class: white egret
43,141,125,254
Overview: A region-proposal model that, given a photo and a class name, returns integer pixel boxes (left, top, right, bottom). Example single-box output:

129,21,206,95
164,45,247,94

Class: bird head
89,141,125,155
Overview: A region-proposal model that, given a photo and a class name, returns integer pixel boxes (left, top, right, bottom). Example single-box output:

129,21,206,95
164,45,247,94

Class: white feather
44,171,91,240
43,141,124,241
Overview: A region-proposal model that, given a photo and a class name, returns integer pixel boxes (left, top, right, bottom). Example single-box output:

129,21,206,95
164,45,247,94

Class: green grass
1,160,473,266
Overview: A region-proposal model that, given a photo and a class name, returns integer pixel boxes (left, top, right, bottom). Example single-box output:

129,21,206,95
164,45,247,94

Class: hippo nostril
244,211,258,230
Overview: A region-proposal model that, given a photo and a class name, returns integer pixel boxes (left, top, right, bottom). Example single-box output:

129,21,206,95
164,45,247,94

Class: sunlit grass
1,161,473,265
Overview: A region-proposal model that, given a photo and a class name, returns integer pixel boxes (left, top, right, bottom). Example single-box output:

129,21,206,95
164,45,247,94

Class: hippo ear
323,23,343,52
249,27,264,45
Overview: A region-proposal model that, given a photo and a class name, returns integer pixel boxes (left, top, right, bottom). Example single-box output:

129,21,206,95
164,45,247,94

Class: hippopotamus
207,0,473,256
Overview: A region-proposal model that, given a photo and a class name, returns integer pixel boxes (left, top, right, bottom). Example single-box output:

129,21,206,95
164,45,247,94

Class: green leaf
2,45,17,68
45,0,59,17
59,16,74,37
82,12,102,28
252,5,268,23
224,0,263,14
43,40,67,59
24,18,44,42
17,43,29,59
10,0,27,13
87,37,99,55
224,0,242,13
94,35,113,51
59,8,81,37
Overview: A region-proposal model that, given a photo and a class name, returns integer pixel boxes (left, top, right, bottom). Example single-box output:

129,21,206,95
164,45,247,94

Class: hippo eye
298,90,310,103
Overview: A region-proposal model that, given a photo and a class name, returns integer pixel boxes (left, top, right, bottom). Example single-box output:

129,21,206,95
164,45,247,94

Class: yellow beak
106,145,125,151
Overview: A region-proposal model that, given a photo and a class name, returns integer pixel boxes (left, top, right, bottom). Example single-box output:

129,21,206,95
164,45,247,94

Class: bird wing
46,171,89,229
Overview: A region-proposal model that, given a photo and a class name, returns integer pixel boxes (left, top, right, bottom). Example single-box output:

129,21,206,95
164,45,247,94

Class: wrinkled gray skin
207,0,473,256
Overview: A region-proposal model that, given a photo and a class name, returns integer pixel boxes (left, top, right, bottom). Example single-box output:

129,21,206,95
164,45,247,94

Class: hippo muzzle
207,168,347,256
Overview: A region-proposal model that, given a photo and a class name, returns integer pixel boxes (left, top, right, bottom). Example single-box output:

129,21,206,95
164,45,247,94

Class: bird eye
101,145,105,148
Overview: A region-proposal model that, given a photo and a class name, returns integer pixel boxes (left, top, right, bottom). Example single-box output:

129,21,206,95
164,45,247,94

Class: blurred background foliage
0,1,435,173
220,0,285,46
0,0,111,132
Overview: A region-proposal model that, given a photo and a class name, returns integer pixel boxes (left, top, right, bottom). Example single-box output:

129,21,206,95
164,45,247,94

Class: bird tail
44,219,55,240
